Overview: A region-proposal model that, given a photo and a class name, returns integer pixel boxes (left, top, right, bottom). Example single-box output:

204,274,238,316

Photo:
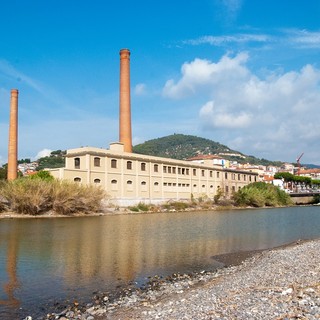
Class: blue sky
1,0,320,165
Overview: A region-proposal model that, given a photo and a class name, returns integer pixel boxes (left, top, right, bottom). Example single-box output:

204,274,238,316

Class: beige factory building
49,49,257,205
49,143,257,206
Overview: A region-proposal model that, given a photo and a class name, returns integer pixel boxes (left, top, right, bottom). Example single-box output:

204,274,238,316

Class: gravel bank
45,239,320,320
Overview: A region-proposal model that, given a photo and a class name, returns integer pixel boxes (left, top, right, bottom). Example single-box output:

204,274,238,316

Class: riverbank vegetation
0,174,294,216
233,182,293,207
127,182,293,213
0,173,106,215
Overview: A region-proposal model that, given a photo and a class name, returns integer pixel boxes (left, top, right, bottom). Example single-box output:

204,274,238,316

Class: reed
0,178,106,215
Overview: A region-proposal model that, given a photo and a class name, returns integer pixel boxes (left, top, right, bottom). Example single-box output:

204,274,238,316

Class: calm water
1,206,320,319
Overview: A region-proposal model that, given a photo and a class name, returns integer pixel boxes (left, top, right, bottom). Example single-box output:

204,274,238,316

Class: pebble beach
44,238,320,320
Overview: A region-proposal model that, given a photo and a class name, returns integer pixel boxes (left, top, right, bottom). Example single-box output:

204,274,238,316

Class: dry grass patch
0,179,106,215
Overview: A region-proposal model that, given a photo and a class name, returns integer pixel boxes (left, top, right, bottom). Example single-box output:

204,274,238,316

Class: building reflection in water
1,207,314,318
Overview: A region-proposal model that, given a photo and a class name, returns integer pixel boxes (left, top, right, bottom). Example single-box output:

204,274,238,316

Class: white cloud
162,52,320,163
215,0,243,24
287,29,320,48
0,59,43,92
184,34,270,46
163,52,249,99
34,149,52,160
134,83,147,95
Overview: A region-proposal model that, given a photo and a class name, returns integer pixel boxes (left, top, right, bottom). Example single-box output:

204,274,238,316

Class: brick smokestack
7,89,18,180
119,48,132,152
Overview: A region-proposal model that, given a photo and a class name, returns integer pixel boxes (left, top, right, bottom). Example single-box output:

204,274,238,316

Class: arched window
74,177,81,182
94,178,101,184
141,162,146,171
74,158,80,169
127,161,132,170
94,157,101,167
111,159,117,168
141,180,147,191
127,180,133,191
111,179,117,191
154,181,160,192
154,164,158,172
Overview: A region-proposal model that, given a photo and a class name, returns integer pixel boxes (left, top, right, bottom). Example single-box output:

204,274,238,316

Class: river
0,206,320,319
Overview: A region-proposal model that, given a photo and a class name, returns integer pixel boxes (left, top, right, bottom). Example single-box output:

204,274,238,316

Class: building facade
49,143,258,206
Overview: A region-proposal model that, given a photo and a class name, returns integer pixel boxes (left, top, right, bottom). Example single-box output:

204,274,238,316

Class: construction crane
296,152,304,175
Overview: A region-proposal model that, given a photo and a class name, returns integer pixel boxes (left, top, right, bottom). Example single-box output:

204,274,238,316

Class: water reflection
0,225,20,309
0,206,320,318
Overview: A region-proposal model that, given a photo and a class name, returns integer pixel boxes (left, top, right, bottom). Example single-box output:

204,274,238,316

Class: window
141,181,147,191
201,170,205,177
168,166,171,174
74,177,81,182
94,157,101,167
232,186,236,192
232,173,235,180
94,178,101,184
225,172,228,179
249,175,252,182
225,186,229,193
178,167,181,174
244,175,247,181
141,162,146,171
182,168,185,175
127,180,133,191
238,174,241,180
111,179,117,191
154,164,159,172
186,169,189,175
217,171,220,178
74,158,80,169
193,169,197,176
154,182,159,186
127,161,132,170
210,171,213,178
111,159,117,168
172,167,176,174
163,166,167,173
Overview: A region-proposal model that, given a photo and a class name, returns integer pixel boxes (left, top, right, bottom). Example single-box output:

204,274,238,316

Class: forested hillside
133,134,283,166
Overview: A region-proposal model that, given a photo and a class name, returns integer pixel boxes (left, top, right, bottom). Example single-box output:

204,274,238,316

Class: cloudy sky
0,0,320,165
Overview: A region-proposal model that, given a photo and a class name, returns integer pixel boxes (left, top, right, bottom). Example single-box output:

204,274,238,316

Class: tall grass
233,182,293,207
0,179,106,215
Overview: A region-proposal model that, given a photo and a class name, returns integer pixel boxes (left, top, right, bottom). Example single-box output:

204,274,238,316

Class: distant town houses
18,162,38,175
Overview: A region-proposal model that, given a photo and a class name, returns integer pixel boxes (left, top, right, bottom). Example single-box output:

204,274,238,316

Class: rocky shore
41,239,320,320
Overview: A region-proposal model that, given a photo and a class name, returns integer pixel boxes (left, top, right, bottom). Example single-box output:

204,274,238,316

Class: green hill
133,134,283,167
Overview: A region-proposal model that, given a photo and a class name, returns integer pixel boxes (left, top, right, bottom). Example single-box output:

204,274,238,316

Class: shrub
0,179,52,214
51,181,106,215
29,170,54,181
0,179,106,215
128,202,150,212
233,182,292,207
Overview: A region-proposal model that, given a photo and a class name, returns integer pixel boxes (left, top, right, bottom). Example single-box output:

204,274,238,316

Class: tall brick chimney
7,89,18,180
119,48,132,153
